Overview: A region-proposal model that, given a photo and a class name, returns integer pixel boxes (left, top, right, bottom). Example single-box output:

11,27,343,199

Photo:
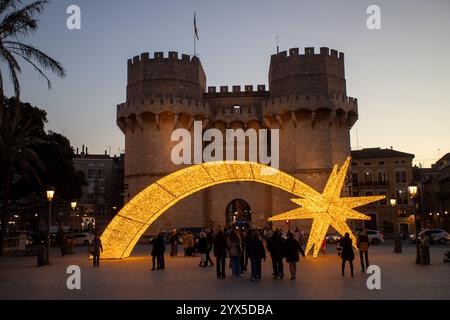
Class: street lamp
408,185,421,264
390,198,402,253
70,201,77,238
46,188,55,265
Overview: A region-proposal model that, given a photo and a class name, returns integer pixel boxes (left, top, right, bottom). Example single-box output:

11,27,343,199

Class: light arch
101,161,321,259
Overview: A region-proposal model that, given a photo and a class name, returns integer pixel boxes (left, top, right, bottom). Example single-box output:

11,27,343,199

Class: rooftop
351,148,414,160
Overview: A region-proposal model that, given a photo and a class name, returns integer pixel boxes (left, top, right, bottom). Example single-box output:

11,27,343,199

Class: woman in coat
341,233,354,277
227,230,243,277
285,232,306,280
247,231,266,281
197,232,209,267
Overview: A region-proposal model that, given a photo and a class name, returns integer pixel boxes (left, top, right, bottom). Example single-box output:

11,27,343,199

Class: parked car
72,233,94,246
410,229,449,245
365,230,384,245
326,234,340,244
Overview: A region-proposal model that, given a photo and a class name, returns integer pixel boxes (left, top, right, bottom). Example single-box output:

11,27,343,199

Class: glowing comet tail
101,159,384,259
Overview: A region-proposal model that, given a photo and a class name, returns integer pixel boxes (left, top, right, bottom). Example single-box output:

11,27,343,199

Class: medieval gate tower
117,47,358,233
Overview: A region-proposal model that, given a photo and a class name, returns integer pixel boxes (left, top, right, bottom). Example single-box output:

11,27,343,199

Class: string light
101,161,319,259
101,158,384,260
269,157,384,258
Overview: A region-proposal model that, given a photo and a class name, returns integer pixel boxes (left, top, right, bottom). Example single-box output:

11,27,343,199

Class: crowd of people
154,227,312,281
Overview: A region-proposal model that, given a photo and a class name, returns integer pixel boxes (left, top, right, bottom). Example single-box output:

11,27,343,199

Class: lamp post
70,201,77,253
390,198,402,253
408,185,420,264
46,188,55,265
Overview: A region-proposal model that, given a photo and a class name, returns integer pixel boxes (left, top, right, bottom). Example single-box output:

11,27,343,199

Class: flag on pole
194,12,200,41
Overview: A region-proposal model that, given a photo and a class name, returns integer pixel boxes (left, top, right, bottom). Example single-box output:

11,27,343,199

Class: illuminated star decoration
269,157,385,258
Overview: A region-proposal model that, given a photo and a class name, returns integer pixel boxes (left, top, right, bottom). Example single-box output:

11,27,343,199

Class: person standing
420,233,431,265
197,232,209,267
357,229,370,272
91,234,103,268
205,229,214,267
214,230,227,278
156,232,166,270
150,236,160,271
169,229,179,257
341,233,354,277
285,232,306,280
227,229,243,277
267,230,286,279
247,231,266,281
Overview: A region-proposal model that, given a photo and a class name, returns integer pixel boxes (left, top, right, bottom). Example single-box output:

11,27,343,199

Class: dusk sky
9,0,450,167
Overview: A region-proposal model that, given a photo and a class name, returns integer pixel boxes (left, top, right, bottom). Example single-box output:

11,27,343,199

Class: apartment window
401,160,406,164
88,170,95,180
365,191,373,196
394,160,400,165
395,170,407,183
352,173,359,186
377,171,386,184
352,162,358,166
396,190,408,205
363,162,371,166
233,105,241,113
88,194,95,203
364,171,372,184
98,207,106,215
98,170,105,180
378,191,387,205
378,161,385,165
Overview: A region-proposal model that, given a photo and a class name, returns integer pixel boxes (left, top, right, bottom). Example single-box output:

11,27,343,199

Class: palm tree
0,0,65,255
0,0,65,100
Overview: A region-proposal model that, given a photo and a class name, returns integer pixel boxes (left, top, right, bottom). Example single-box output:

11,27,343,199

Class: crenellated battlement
270,47,345,61
127,51,200,67
204,85,269,98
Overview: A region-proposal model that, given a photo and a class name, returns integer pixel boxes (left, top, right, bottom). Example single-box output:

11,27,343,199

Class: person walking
214,230,227,278
285,232,306,280
341,233,354,277
247,231,266,281
357,229,370,272
197,232,209,267
169,229,179,257
206,229,214,267
267,230,286,279
185,232,195,257
227,229,243,277
156,232,166,270
91,234,103,268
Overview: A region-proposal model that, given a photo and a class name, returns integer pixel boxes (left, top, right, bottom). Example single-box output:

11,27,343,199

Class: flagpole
194,11,196,57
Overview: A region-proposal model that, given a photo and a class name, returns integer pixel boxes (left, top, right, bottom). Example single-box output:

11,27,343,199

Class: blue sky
9,0,450,167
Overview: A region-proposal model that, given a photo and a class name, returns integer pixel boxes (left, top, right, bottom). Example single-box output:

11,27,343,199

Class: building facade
116,48,359,233
414,153,450,231
73,149,124,232
350,148,416,235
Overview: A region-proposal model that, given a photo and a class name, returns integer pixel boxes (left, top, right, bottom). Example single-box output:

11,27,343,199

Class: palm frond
0,0,48,39
6,41,65,78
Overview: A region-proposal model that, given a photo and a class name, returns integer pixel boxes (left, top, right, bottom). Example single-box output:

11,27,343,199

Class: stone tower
117,47,358,233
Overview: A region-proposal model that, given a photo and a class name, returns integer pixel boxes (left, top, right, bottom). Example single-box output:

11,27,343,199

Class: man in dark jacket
156,233,166,270
213,230,227,278
267,230,286,279
341,233,354,276
169,229,179,257
248,231,266,281
357,230,370,272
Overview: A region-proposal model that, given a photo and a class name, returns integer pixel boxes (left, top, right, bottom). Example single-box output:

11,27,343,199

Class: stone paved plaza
0,242,449,300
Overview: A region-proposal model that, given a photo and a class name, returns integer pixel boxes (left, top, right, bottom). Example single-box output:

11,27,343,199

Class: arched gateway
100,161,321,259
